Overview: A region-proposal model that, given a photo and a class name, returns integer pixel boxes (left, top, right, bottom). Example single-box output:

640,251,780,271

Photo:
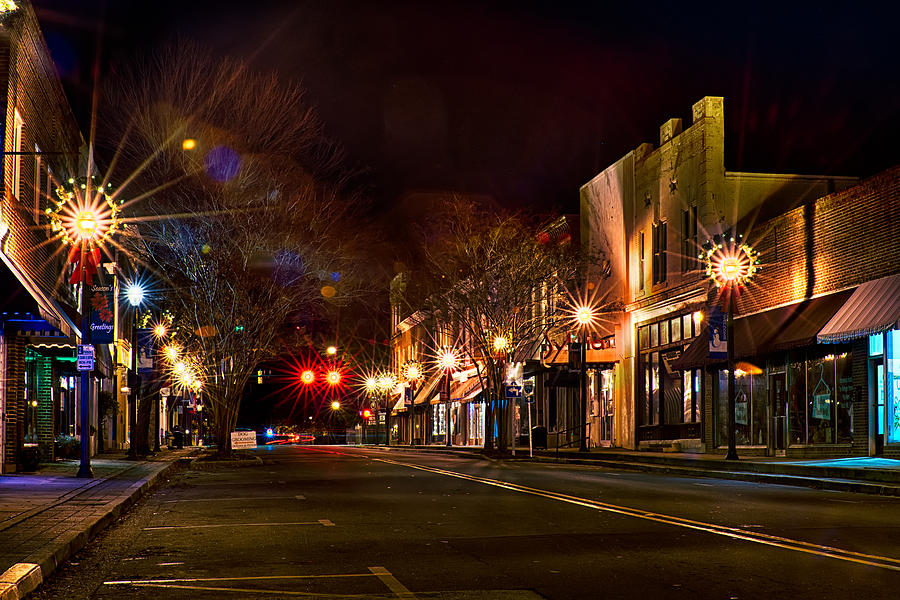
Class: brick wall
738,166,900,315
35,352,53,457
4,336,24,471
1,3,83,305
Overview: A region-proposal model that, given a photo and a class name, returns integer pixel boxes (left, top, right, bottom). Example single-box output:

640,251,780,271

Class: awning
451,376,483,403
413,371,443,405
1,252,77,339
817,273,900,343
672,289,854,370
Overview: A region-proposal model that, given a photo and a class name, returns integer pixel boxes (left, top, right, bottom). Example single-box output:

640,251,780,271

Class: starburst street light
300,369,316,385
702,233,760,461
435,347,460,447
702,234,760,288
326,369,342,386
50,175,121,480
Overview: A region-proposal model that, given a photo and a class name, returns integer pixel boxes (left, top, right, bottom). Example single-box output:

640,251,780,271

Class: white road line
374,456,900,572
143,521,332,531
161,496,305,503
104,573,378,585
369,566,417,599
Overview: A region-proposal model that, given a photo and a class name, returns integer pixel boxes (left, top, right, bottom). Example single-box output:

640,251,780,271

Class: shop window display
789,360,807,445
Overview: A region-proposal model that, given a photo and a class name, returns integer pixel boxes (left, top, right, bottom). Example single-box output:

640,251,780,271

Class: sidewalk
0,448,195,600
381,444,900,496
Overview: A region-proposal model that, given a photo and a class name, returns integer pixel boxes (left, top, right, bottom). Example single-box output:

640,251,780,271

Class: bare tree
408,196,599,453
101,43,370,457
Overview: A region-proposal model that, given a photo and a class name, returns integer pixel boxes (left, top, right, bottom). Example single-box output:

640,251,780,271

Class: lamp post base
76,464,94,478
724,449,739,461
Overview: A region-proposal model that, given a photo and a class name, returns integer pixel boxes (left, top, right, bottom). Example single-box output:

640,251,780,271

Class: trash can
173,429,184,449
531,426,547,450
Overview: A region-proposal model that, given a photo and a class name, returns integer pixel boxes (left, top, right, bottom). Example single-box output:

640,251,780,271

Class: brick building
0,2,111,472
673,165,900,458
580,96,860,454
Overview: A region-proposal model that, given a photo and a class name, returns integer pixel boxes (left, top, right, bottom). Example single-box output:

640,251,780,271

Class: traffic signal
362,408,372,419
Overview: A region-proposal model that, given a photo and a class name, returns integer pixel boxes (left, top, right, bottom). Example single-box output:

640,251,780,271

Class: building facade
0,3,123,472
580,96,859,454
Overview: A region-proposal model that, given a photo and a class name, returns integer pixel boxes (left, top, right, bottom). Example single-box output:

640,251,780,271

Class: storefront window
789,359,807,445
650,352,660,425
683,314,693,339
716,369,728,446
662,352,681,424
835,353,853,443
887,329,900,445
671,317,681,343
750,372,768,446
807,356,836,444
638,354,649,425
433,404,446,436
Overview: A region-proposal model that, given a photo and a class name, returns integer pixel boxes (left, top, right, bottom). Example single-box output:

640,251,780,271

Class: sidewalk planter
19,445,42,472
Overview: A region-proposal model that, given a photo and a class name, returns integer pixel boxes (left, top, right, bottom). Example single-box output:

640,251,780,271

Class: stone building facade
580,96,858,453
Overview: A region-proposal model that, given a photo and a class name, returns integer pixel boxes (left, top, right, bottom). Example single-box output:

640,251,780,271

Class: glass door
768,373,787,455
874,360,885,455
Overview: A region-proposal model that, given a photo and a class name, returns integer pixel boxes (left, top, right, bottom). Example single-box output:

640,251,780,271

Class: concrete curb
1,456,188,599
528,456,900,496
364,445,900,496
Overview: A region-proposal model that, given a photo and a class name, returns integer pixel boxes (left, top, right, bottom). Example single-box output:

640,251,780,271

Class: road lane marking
104,573,379,585
143,521,333,531
104,572,392,597
161,496,305,503
373,456,900,572
369,566,417,599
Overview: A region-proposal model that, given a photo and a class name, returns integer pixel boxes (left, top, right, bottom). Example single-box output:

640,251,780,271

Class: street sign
76,345,94,371
231,430,257,450
505,385,522,399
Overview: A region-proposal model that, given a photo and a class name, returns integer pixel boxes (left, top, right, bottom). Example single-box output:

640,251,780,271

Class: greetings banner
89,283,115,344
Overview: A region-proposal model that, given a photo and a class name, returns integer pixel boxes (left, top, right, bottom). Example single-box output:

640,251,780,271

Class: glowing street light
326,345,337,356
702,234,760,460
75,211,98,239
331,400,341,410
124,279,147,458
436,347,460,447
300,369,315,385
326,369,341,386
153,323,167,339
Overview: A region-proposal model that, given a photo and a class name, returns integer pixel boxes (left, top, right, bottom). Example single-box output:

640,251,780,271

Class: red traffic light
362,409,372,419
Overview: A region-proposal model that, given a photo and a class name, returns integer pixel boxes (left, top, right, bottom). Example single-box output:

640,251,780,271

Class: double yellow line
374,456,900,572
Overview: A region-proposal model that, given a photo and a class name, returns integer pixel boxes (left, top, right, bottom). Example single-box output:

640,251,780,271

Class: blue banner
708,306,727,359
137,328,154,375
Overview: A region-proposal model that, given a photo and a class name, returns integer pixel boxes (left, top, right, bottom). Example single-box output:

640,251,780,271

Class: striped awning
818,274,900,343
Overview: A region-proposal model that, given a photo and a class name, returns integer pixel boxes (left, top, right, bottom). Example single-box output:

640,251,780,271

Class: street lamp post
574,306,594,453
152,322,168,452
126,282,144,456
75,211,98,478
402,360,422,446
702,234,760,461
437,347,459,447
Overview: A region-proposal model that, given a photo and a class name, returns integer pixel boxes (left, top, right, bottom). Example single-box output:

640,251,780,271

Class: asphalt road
34,445,900,599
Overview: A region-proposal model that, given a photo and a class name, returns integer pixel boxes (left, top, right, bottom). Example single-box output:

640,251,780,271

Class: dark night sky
31,1,900,215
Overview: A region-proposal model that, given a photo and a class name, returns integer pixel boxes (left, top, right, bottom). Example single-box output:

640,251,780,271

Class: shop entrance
597,369,614,446
872,358,885,455
768,373,787,455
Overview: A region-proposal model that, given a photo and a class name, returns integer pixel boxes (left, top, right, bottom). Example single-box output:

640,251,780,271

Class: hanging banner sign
708,306,726,359
89,283,115,344
136,328,154,375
